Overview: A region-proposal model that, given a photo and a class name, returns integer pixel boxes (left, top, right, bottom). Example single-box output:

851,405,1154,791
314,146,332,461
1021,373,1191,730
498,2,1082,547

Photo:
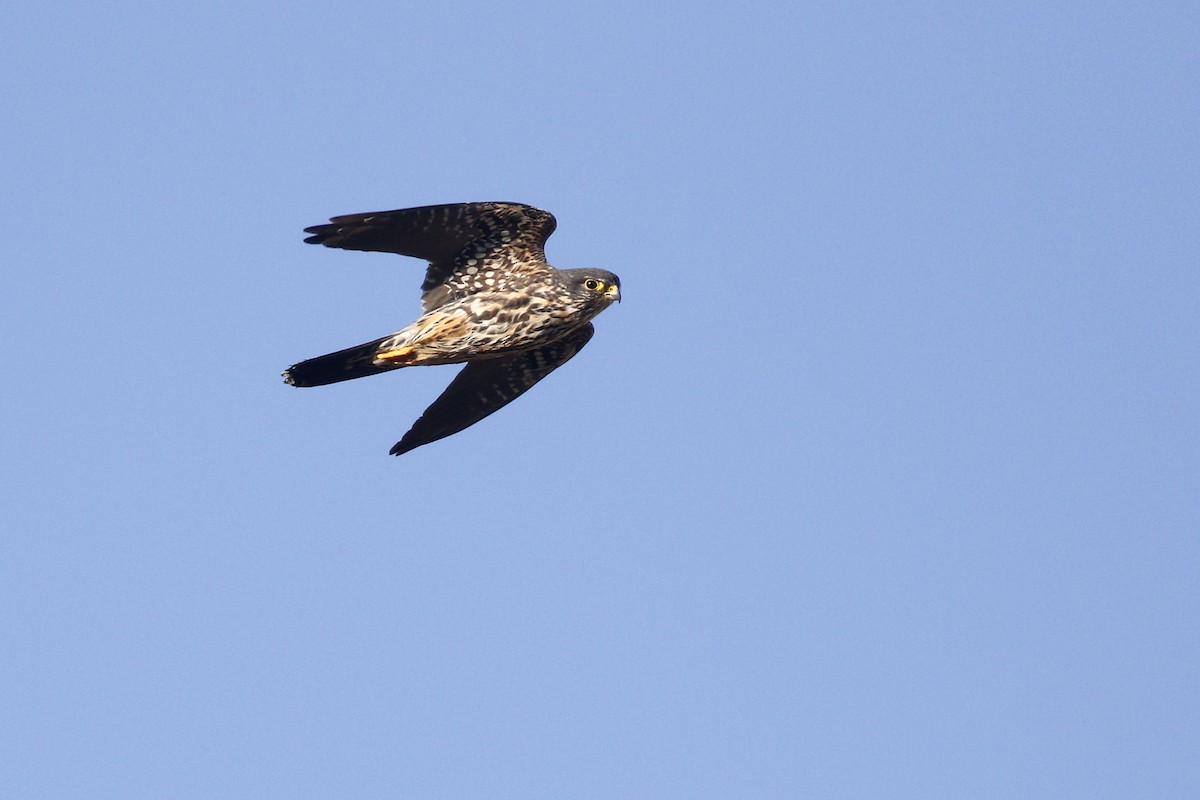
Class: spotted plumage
283,202,621,456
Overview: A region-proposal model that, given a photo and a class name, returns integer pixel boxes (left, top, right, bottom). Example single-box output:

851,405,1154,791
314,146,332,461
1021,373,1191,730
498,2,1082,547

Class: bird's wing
389,323,595,456
303,202,558,311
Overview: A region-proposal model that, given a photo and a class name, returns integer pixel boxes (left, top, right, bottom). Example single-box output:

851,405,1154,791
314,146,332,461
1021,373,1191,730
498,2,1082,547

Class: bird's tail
283,336,398,387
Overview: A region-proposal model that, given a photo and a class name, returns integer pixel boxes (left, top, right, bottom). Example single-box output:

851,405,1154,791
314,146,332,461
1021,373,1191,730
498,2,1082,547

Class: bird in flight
283,202,621,456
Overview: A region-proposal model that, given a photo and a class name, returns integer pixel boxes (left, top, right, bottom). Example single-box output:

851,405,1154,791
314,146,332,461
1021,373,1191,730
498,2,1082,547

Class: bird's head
564,268,622,309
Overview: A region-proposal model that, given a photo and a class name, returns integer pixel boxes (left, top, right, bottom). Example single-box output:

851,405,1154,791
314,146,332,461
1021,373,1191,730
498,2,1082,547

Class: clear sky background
3,2,1197,798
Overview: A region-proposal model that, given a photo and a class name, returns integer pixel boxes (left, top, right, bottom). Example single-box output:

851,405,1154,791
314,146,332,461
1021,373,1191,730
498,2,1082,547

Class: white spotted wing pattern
285,202,620,456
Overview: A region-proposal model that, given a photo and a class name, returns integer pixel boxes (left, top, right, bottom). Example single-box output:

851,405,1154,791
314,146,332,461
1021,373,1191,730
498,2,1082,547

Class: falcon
283,202,621,456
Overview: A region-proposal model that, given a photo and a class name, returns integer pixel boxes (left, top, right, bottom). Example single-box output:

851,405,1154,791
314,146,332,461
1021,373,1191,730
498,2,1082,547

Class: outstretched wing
303,202,558,311
390,323,595,456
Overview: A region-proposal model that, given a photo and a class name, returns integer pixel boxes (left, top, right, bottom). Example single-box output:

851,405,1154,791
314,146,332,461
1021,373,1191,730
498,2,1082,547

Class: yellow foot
375,344,416,363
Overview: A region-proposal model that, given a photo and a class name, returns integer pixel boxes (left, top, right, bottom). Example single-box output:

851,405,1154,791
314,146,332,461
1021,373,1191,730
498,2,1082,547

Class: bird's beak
605,284,622,303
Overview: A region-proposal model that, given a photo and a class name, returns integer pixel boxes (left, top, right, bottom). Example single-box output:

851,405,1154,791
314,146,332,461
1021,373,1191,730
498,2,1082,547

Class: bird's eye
584,278,603,291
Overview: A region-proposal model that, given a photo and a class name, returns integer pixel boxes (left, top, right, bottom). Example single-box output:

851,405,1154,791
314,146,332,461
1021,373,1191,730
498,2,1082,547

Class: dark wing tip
303,224,335,245
389,421,438,456
389,439,417,457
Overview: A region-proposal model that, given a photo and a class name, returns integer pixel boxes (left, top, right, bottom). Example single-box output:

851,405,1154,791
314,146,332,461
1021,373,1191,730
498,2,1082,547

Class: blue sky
3,2,1197,797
